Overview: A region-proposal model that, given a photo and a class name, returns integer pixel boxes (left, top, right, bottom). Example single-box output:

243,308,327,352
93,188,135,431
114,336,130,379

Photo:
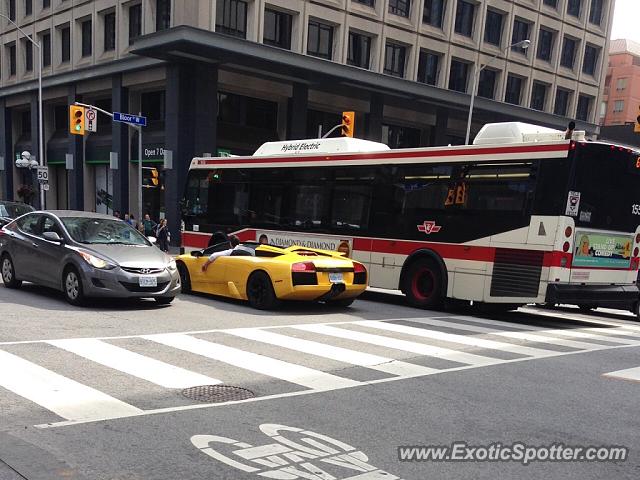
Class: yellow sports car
175,242,368,309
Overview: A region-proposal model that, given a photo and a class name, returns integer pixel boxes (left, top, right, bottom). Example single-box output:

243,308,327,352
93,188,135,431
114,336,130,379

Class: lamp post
1,14,44,208
464,39,531,145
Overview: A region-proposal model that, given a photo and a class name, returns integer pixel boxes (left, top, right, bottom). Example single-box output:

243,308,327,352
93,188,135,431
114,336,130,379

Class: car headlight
167,259,177,271
78,251,115,270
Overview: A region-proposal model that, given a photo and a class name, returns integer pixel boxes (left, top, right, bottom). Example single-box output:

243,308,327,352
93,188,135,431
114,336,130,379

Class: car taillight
292,262,316,272
565,226,572,238
353,262,366,273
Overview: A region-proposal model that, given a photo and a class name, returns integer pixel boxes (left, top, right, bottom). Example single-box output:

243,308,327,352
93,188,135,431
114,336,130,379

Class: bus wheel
404,258,444,309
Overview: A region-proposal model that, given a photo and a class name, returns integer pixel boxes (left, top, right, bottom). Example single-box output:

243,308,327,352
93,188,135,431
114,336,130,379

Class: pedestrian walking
156,219,170,252
142,213,157,237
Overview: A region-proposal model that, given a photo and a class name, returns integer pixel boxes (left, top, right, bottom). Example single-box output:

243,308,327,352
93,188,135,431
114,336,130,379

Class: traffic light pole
74,102,144,222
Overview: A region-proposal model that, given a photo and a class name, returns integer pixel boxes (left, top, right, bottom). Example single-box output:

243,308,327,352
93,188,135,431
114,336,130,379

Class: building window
388,0,410,17
263,8,292,50
81,19,92,57
511,19,529,52
567,0,581,17
43,0,50,8
129,3,142,45
417,51,439,85
560,37,576,68
554,88,570,116
599,101,607,117
104,12,116,52
61,25,70,62
25,38,32,71
307,20,333,60
576,95,591,121
384,42,406,77
537,29,553,61
423,0,444,28
505,75,523,105
448,59,468,92
347,31,371,69
543,0,557,7
582,44,598,75
454,0,474,37
353,0,375,6
530,82,547,111
613,100,624,112
484,10,503,46
589,0,603,25
156,0,171,31
42,31,50,67
8,43,16,76
8,0,15,21
25,0,32,16
216,0,247,38
477,69,497,99
616,77,627,90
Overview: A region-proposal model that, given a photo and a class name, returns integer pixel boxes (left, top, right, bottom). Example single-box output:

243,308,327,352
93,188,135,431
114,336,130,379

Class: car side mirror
43,231,63,243
190,250,203,257
147,236,157,244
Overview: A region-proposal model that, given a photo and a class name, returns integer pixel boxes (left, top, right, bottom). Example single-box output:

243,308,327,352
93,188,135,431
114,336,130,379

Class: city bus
180,122,640,313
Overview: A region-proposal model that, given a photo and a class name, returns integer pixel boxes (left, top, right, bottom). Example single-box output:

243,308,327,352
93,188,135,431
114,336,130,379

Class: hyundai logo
139,268,152,274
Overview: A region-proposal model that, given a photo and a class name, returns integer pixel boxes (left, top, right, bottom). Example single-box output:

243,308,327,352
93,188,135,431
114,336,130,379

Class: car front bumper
78,263,181,298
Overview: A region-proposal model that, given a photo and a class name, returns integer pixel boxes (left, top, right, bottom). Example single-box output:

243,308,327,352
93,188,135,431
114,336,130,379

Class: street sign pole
138,118,143,225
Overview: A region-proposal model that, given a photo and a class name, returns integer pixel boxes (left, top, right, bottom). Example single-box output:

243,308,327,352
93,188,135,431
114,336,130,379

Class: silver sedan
0,210,180,305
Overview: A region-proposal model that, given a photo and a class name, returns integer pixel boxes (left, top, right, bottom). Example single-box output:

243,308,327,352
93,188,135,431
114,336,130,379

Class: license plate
329,272,343,283
139,276,157,287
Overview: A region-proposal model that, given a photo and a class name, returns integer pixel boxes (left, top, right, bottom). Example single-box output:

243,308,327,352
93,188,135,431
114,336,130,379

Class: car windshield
0,203,34,218
61,217,150,245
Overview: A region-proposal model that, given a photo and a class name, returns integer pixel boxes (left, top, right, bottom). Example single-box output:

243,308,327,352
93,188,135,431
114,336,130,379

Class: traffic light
341,111,355,137
150,168,159,187
635,105,640,134
69,105,85,135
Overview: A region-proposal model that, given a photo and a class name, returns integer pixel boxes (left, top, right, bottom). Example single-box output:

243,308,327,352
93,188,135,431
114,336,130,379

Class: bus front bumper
545,283,639,307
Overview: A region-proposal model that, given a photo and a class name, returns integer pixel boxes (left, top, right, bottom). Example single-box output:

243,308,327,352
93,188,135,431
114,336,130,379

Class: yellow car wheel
177,263,191,294
247,271,280,310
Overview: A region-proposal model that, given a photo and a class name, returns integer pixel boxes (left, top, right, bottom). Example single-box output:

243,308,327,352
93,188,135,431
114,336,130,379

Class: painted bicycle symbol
191,423,402,480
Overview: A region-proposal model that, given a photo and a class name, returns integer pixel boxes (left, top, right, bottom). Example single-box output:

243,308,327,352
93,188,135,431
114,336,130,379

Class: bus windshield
571,143,640,232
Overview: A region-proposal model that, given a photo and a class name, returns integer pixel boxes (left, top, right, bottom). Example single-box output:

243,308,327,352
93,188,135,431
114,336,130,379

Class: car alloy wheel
63,268,85,306
1,255,21,288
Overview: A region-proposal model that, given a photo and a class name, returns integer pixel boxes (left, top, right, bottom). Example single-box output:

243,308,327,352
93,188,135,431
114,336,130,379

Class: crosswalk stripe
432,315,543,331
293,324,501,366
225,328,439,377
583,327,640,339
142,333,361,391
357,320,556,357
0,349,142,422
413,317,609,350
603,366,640,382
519,307,640,332
408,318,637,347
47,338,222,388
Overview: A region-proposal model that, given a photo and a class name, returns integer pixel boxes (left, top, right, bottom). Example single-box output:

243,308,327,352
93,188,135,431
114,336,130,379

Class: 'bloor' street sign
113,112,147,127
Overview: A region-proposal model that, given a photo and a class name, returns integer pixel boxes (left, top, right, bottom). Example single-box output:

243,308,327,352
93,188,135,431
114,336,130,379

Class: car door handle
32,242,39,248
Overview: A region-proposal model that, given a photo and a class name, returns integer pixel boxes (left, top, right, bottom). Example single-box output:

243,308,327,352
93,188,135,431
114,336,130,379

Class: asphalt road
1,282,639,480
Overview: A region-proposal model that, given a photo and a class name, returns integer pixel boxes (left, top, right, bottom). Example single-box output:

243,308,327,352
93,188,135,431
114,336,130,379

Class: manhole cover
181,385,255,403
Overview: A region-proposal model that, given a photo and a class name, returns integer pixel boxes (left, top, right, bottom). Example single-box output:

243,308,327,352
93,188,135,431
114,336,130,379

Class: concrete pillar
288,83,308,140
112,74,129,215
0,100,13,201
367,93,383,142
432,107,449,146
67,86,84,210
165,62,218,247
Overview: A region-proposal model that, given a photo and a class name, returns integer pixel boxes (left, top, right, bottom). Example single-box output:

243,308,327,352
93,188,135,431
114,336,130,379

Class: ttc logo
417,221,441,235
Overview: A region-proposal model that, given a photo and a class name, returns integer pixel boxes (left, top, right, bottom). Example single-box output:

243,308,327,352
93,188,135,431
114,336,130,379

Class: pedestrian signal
341,111,355,137
69,105,85,135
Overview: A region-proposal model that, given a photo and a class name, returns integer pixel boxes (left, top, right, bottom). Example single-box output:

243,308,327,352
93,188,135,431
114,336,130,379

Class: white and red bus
180,122,640,312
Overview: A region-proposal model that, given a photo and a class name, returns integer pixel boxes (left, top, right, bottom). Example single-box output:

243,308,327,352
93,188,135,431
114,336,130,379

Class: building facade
0,0,614,244
600,38,640,126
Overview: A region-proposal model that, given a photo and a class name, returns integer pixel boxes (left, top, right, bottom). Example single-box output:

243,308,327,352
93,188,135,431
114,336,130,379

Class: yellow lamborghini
175,242,368,309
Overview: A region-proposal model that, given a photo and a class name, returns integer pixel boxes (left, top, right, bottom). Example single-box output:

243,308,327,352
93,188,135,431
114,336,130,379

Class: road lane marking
358,320,556,357
293,324,501,366
47,338,222,388
603,366,640,383
142,333,360,391
225,328,438,377
0,349,142,422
